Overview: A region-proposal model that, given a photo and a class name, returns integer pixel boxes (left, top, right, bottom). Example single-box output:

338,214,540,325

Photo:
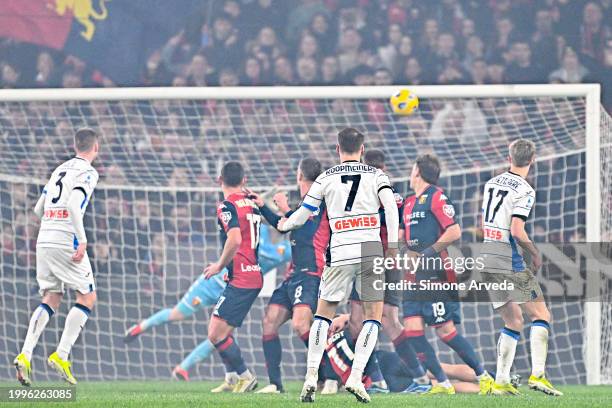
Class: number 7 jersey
481,171,535,273
37,157,99,249
301,160,392,267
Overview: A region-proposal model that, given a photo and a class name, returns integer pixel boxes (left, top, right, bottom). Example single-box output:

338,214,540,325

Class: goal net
0,85,610,384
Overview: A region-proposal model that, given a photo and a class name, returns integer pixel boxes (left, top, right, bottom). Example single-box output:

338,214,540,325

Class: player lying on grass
399,154,493,395
347,149,431,394
278,128,400,403
124,224,290,383
248,158,338,394
328,314,488,394
480,139,562,396
14,128,100,386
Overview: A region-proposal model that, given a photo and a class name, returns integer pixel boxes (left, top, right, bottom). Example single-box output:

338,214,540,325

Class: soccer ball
390,89,419,115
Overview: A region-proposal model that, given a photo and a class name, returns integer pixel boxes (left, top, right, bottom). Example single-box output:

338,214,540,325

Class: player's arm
510,190,540,269
379,187,399,254
70,171,98,262
33,188,47,219
425,191,461,257
277,179,323,232
205,201,242,278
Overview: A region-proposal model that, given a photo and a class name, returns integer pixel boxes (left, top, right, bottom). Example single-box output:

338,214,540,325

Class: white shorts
319,261,384,303
36,247,95,296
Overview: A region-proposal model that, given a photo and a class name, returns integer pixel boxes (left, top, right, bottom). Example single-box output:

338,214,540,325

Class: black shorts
403,289,461,326
212,284,260,327
349,269,402,307
269,274,320,313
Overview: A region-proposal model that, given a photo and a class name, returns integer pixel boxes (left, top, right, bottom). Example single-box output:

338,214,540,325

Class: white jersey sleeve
481,171,535,273
37,158,98,249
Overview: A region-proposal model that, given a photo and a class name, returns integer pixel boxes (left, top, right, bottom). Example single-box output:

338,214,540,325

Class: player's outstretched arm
204,228,241,278
510,217,542,270
278,179,322,232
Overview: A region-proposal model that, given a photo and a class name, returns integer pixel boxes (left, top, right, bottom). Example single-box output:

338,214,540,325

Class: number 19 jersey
481,171,535,273
37,157,99,249
301,160,392,267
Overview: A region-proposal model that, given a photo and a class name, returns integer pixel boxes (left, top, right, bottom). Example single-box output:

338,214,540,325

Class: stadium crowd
0,0,610,104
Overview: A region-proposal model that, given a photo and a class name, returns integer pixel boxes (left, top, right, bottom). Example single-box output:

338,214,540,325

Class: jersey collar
341,160,360,163
416,183,433,198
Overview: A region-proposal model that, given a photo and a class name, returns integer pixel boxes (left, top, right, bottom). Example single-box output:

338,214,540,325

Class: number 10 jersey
301,160,392,267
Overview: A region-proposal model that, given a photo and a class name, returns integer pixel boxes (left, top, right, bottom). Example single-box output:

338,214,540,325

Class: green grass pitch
1,381,612,408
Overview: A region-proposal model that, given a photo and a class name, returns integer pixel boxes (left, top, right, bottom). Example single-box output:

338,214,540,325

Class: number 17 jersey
301,160,392,267
481,171,535,273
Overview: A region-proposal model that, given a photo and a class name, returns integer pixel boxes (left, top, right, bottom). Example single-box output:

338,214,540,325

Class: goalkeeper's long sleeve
379,187,399,248
67,190,87,244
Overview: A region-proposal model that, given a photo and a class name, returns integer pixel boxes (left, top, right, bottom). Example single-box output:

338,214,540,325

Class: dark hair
74,127,97,153
337,127,364,154
415,154,441,184
220,161,244,187
364,149,385,169
299,157,322,182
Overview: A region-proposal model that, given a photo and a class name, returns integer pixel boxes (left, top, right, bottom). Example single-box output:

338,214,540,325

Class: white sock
225,371,238,383
57,304,90,360
306,316,330,377
530,321,549,378
349,320,380,382
21,304,54,360
496,328,519,385
239,368,252,379
476,370,489,380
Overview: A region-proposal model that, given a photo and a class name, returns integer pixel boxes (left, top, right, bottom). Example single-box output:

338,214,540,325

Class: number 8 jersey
37,157,99,249
216,192,263,288
301,160,392,267
481,171,535,273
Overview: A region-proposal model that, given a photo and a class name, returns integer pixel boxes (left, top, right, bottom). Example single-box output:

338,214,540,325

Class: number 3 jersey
481,171,535,273
37,157,99,249
217,192,262,289
301,160,392,267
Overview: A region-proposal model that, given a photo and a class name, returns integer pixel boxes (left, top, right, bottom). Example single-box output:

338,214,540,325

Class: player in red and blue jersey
400,154,493,395
203,161,262,393
248,158,333,394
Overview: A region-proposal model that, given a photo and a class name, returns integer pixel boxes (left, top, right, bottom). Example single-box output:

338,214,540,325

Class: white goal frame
0,83,603,384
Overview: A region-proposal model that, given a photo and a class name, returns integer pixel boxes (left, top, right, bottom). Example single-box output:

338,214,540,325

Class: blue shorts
176,271,227,317
269,274,320,314
402,299,461,326
212,284,261,327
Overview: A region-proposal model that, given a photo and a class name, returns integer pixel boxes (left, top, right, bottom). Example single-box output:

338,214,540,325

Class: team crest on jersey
419,195,428,204
443,204,455,218
394,193,403,206
220,211,232,225
440,194,447,201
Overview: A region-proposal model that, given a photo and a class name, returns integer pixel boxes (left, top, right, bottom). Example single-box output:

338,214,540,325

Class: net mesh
0,92,610,383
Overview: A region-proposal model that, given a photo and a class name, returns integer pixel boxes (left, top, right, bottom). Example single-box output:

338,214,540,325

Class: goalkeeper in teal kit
124,224,291,381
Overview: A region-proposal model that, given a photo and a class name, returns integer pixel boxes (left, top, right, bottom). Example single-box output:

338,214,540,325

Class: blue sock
441,330,484,376
407,331,448,382
393,331,427,379
262,334,283,390
214,336,247,375
141,308,172,331
179,339,214,371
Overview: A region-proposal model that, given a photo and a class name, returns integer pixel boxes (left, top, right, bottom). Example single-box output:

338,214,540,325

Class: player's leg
209,284,260,393
258,301,290,393
172,339,215,381
491,300,523,395
15,290,63,386
522,296,562,395
48,290,97,385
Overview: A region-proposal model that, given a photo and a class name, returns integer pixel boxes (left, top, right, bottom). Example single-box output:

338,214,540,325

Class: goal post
0,84,609,384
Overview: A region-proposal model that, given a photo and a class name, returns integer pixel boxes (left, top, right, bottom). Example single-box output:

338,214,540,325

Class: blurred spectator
205,14,242,71
286,0,329,45
141,51,170,86
531,8,558,76
160,31,195,77
296,57,318,85
185,54,215,86
337,28,363,74
470,59,488,85
273,56,294,85
241,57,266,85
505,41,544,83
218,68,239,87
320,56,340,85
402,57,424,85
298,34,320,61
34,52,59,87
377,24,404,73
1,63,20,88
549,47,590,83
310,13,335,55
374,67,393,86
580,2,611,66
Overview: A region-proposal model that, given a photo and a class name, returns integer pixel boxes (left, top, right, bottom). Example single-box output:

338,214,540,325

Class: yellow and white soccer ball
390,89,419,115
